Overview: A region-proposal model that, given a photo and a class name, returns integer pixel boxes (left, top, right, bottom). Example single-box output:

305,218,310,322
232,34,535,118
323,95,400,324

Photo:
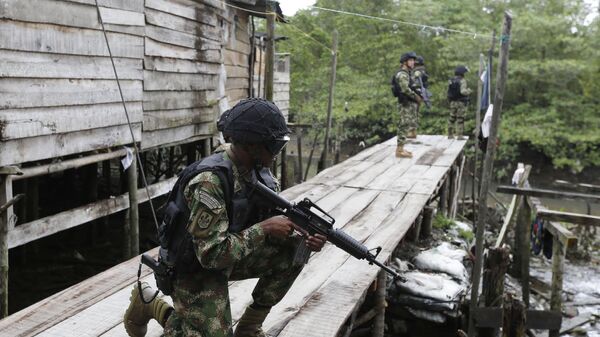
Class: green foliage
278,0,600,172
458,228,474,242
433,213,456,230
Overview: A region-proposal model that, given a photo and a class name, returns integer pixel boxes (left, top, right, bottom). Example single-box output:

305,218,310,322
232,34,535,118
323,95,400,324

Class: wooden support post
496,164,531,249
420,206,435,239
318,29,338,173
167,147,175,178
517,198,532,306
439,177,449,216
502,294,526,337
469,11,513,336
281,147,288,190
407,214,423,242
372,269,386,337
549,235,566,337
451,155,466,219
480,247,510,337
102,159,112,198
202,138,211,158
448,164,456,217
304,131,320,181
296,128,304,183
186,142,196,165
0,175,14,318
264,6,275,101
127,155,139,257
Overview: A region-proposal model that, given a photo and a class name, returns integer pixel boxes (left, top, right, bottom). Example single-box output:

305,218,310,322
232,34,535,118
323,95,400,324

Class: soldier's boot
233,304,271,337
395,145,413,158
407,129,417,139
124,282,173,337
456,123,466,140
447,126,454,139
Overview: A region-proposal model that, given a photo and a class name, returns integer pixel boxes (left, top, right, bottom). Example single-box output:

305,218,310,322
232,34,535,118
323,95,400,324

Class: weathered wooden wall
0,0,145,166
0,0,290,166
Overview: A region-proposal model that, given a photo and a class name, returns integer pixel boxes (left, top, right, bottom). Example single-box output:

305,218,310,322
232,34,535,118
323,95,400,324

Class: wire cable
310,5,493,40
93,2,160,232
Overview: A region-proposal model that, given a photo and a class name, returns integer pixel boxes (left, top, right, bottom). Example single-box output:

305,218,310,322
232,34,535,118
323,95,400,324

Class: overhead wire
93,1,160,232
310,5,493,40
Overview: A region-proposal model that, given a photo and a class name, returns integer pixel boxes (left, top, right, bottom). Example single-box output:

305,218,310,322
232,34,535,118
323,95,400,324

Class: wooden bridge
0,135,467,337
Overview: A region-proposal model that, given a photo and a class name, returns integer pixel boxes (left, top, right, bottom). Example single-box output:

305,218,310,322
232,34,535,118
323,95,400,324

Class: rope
94,2,160,232
310,6,494,40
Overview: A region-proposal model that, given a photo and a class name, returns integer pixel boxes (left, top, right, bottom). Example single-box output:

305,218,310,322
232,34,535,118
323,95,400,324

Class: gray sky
279,0,598,22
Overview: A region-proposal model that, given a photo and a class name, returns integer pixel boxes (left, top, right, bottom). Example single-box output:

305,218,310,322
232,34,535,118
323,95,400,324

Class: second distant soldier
447,65,472,139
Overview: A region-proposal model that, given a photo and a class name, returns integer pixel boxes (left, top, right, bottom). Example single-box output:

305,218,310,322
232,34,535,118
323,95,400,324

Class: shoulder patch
197,189,222,210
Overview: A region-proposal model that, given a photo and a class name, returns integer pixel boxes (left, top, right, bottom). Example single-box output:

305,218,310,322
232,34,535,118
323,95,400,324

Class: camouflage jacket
182,145,277,270
395,68,419,101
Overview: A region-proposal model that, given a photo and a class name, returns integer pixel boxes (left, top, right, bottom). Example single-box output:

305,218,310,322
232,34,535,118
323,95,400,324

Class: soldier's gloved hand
259,215,294,239
305,234,327,252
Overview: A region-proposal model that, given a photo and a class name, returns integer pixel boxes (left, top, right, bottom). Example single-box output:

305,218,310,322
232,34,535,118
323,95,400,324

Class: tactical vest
392,69,417,104
157,153,276,275
447,76,469,102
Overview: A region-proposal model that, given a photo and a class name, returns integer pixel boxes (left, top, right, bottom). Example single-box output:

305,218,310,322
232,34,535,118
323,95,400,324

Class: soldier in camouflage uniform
395,51,422,158
447,65,472,139
412,55,430,113
123,98,326,337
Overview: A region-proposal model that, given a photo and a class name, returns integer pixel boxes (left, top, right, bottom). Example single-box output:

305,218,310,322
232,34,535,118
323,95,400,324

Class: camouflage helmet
415,55,425,66
218,98,290,155
455,65,469,76
400,51,417,64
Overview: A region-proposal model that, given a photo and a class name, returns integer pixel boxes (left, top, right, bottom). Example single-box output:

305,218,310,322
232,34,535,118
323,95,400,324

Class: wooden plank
275,194,430,337
144,56,220,74
226,65,250,78
0,50,142,80
0,246,158,337
261,190,407,335
545,221,577,248
0,78,142,109
145,0,219,26
226,77,250,90
8,177,176,248
224,49,249,67
495,164,532,248
144,8,222,42
143,70,218,91
142,90,218,111
0,20,143,58
497,186,600,203
145,24,220,50
536,209,600,227
432,138,467,167
145,37,221,63
0,0,100,30
66,0,144,12
143,106,216,131
141,123,213,149
0,124,141,166
98,6,145,26
408,166,451,195
0,102,143,140
472,308,562,329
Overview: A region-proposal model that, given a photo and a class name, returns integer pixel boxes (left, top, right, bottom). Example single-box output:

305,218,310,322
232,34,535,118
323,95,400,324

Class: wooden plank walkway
0,135,467,337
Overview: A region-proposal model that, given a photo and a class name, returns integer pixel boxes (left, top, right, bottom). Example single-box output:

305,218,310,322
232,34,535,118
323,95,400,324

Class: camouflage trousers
448,101,468,137
163,237,303,337
397,101,419,146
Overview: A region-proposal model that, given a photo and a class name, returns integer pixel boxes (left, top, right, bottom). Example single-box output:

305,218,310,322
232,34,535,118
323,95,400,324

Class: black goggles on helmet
265,135,290,155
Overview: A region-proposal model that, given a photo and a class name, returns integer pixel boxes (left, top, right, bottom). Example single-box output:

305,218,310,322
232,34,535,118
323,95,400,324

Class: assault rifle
414,77,432,109
249,176,405,282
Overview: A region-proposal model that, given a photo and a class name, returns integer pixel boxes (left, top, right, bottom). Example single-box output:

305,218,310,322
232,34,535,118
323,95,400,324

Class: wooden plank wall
0,0,145,166
0,0,284,165
141,0,228,149
251,42,290,119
